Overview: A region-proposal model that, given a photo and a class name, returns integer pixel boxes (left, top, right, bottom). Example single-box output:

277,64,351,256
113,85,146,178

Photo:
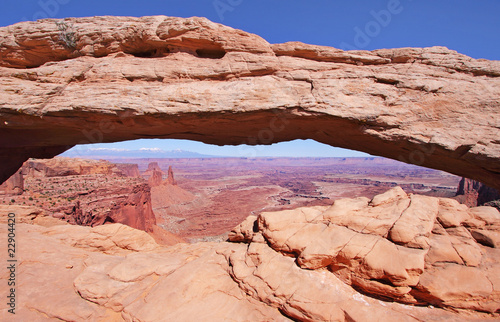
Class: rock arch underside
2,16,500,321
0,16,500,188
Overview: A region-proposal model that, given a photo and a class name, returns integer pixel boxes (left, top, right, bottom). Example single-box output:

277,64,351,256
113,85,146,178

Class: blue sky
2,1,499,157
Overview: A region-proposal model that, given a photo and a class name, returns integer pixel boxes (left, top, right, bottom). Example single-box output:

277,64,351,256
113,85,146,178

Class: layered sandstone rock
143,162,163,177
61,182,156,232
147,168,163,187
3,189,499,321
18,157,183,243
0,169,23,195
230,187,500,313
0,16,499,189
115,163,141,177
166,165,177,185
108,183,156,232
456,177,500,209
22,157,125,177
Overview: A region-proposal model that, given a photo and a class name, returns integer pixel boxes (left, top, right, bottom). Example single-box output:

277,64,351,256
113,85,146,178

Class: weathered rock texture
22,157,126,177
456,177,500,209
0,16,499,188
19,158,178,240
1,188,499,321
147,168,163,187
109,183,156,232
0,169,23,195
166,165,177,185
229,187,500,314
115,163,141,177
58,183,156,232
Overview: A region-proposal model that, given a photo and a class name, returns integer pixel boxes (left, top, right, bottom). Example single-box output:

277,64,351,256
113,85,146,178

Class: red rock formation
166,166,177,185
4,188,499,321
146,162,161,172
150,165,195,230
0,17,499,189
65,201,96,226
61,183,155,232
143,162,164,179
456,177,500,208
147,164,176,187
0,169,23,195
20,158,161,234
108,183,156,232
229,187,500,314
148,169,163,187
22,157,124,177
62,183,157,232
115,163,141,177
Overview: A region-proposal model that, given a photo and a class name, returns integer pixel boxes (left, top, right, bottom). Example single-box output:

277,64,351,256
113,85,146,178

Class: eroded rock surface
456,177,500,210
1,188,499,321
0,169,23,195
0,16,499,189
230,187,500,314
22,157,128,177
115,163,141,177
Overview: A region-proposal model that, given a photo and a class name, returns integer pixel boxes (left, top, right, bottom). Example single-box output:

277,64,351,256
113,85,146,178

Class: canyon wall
116,163,141,177
0,169,23,195
456,177,500,209
22,158,126,177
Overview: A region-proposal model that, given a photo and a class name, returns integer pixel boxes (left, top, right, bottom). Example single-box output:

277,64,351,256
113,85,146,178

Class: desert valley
1,156,462,242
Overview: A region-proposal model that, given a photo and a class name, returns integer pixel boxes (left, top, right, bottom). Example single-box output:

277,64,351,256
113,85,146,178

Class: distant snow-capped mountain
60,147,219,159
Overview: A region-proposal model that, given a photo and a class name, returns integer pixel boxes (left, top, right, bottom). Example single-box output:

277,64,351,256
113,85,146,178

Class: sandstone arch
0,16,499,188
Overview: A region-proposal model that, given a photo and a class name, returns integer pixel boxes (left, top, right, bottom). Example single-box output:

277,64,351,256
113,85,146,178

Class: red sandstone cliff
22,157,126,177
108,183,157,232
456,177,500,209
0,169,23,195
166,166,177,185
63,183,155,232
115,163,141,177
148,168,163,187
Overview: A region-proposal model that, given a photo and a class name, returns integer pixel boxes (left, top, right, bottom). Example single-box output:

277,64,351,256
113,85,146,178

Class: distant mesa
143,162,164,179
115,163,141,177
146,162,162,172
145,163,177,186
21,157,135,178
148,168,164,187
